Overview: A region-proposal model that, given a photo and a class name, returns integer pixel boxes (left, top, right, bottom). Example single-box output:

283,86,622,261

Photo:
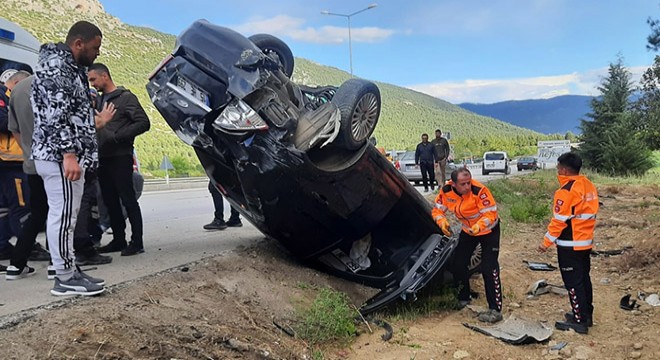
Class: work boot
477,309,503,323
555,317,588,334
203,218,227,230
28,243,51,261
120,242,145,256
226,217,243,227
98,240,127,254
564,312,593,327
75,251,113,266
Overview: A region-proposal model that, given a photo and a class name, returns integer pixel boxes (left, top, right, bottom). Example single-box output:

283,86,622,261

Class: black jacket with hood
96,87,150,158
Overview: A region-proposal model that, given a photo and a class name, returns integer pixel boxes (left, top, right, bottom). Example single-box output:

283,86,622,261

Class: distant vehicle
0,17,40,74
397,151,423,184
482,151,510,175
517,156,539,171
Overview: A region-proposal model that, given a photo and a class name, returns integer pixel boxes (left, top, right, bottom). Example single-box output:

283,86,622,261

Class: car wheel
482,166,488,176
517,166,522,171
248,34,295,78
468,243,482,275
332,79,381,150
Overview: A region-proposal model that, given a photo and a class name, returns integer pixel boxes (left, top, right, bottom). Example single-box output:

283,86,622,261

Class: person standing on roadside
203,181,242,230
539,152,598,335
88,63,150,256
414,133,437,192
432,167,504,323
431,129,450,185
31,21,109,295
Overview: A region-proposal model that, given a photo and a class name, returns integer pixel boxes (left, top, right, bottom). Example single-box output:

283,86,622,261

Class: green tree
579,57,632,171
632,55,660,150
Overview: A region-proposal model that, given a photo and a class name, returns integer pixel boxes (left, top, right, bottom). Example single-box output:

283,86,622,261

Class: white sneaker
5,265,36,280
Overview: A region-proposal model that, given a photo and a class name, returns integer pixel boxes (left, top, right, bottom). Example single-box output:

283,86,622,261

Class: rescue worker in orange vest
539,152,598,335
432,167,503,323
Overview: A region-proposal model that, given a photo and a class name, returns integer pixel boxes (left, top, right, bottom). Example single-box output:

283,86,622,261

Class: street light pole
321,3,378,77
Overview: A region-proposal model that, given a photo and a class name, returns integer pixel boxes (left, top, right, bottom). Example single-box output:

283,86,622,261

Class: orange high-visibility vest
432,178,499,235
544,174,599,251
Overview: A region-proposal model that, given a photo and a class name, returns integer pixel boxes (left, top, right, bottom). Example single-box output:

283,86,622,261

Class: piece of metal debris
523,260,557,271
526,279,568,297
550,341,568,351
620,294,641,311
463,314,553,345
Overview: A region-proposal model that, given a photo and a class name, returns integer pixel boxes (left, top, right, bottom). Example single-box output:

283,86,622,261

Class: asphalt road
0,165,529,319
0,188,263,318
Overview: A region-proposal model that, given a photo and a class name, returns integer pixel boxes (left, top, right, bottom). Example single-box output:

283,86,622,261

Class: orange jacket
543,174,598,251
432,179,499,236
0,86,23,163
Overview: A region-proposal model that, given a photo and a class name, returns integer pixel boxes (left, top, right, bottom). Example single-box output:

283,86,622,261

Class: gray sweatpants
35,160,85,277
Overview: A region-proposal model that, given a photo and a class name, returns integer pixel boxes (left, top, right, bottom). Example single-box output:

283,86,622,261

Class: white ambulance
0,17,40,79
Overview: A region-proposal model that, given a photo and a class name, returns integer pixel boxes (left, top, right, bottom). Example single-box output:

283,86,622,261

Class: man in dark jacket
414,133,437,192
88,63,150,256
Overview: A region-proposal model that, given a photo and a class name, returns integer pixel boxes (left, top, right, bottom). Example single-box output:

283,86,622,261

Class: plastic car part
212,99,269,132
523,260,557,271
292,102,341,151
463,315,553,345
620,294,641,310
248,33,295,78
332,79,381,150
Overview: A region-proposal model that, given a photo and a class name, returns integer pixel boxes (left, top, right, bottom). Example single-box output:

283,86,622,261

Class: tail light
213,99,269,132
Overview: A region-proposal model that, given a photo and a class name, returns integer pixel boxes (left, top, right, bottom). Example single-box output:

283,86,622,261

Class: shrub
296,288,357,345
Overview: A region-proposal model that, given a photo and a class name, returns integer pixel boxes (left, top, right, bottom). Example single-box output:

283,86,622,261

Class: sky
100,0,659,104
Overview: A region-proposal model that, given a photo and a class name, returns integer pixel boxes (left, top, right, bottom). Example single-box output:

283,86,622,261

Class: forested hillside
459,95,592,135
5,0,558,174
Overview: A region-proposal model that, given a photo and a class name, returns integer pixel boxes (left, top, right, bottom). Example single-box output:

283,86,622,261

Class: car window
400,151,415,161
485,153,505,160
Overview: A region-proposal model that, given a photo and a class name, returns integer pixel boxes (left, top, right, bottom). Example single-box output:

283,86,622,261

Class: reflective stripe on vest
556,239,593,247
553,213,597,221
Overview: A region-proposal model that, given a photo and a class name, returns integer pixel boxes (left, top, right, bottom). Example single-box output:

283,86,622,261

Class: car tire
517,166,522,171
482,166,488,176
468,243,482,275
332,79,381,150
248,34,295,78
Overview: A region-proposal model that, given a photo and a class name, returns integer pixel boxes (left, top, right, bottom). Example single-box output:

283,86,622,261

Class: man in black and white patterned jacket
30,21,114,296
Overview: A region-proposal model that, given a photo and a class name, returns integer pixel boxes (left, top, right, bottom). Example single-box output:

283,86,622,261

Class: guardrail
143,176,209,192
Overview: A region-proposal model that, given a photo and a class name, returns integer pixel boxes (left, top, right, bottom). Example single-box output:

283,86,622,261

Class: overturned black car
147,20,468,314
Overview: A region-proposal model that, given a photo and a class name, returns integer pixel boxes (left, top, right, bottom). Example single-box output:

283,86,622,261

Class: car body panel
517,156,538,170
0,17,39,73
482,151,509,174
147,20,458,314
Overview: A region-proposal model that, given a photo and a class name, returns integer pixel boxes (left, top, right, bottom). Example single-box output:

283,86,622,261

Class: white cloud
232,15,394,44
407,66,649,104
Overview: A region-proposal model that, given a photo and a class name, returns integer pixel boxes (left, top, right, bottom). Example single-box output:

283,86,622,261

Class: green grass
487,175,555,224
376,279,459,322
295,288,358,346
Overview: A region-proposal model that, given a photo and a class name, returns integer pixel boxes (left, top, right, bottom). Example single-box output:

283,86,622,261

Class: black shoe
226,218,243,227
203,219,227,230
98,240,127,254
76,252,113,266
0,264,7,273
120,242,144,256
28,243,51,261
555,318,589,334
564,312,593,327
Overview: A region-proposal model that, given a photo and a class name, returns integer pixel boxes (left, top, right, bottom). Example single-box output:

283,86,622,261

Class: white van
482,151,510,175
0,17,40,76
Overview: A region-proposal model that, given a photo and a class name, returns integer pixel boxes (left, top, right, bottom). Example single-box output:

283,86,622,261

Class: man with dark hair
414,133,436,192
539,152,598,334
432,167,504,323
88,63,150,256
31,20,110,295
431,129,450,185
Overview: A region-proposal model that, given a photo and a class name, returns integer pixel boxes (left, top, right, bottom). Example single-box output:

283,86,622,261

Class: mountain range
4,0,555,171
458,95,593,135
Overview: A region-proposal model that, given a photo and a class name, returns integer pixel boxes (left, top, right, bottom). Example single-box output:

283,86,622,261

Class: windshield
485,153,505,161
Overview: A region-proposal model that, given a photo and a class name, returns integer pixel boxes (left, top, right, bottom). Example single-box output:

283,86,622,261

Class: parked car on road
517,156,539,171
146,20,469,314
482,151,510,175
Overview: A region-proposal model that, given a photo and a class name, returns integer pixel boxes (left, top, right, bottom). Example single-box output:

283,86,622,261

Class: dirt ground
0,183,658,360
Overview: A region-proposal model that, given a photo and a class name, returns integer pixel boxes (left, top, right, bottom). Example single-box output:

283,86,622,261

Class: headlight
212,99,269,132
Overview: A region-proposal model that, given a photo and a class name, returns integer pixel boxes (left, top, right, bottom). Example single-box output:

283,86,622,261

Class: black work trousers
73,170,100,256
419,161,436,190
558,248,593,324
452,222,502,311
98,154,143,248
208,181,240,221
11,174,47,269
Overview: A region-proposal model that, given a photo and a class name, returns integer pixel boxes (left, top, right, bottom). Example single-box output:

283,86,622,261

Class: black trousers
72,170,100,256
208,181,240,221
419,161,435,190
558,248,593,324
452,222,502,311
98,154,143,247
11,174,47,269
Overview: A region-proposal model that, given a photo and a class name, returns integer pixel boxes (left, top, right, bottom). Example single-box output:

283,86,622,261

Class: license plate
406,164,419,170
176,76,210,106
